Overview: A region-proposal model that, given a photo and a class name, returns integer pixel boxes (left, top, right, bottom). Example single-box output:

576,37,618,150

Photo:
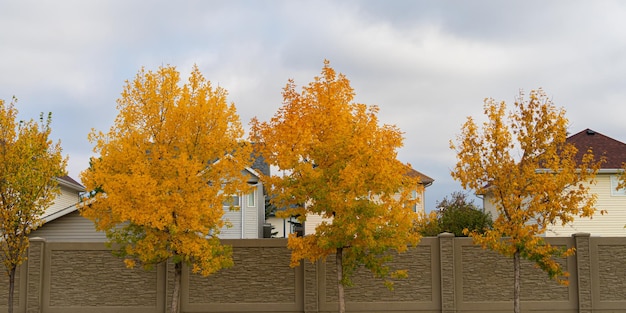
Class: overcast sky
1,1,625,210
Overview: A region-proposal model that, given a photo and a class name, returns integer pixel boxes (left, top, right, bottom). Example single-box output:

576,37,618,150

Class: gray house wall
29,211,107,242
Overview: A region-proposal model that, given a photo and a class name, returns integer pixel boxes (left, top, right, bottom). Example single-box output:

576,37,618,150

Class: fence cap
438,232,455,238
572,232,591,238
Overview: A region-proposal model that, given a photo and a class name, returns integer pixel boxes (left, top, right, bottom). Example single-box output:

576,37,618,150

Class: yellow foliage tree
80,65,251,313
0,98,66,313
250,60,421,313
451,89,602,313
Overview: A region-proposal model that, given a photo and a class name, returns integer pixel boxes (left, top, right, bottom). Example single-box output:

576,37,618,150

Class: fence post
438,232,455,313
573,232,592,313
26,237,46,313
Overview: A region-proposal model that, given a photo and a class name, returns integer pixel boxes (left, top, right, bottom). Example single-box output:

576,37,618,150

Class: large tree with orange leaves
0,98,66,313
451,89,602,313
251,60,421,313
80,65,251,313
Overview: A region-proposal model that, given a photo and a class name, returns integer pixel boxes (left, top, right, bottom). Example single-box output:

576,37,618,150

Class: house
30,168,267,241
218,166,266,239
483,128,626,237
265,167,434,238
28,176,104,242
546,128,626,236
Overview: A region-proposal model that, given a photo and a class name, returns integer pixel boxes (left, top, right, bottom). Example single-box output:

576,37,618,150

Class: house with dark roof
547,128,626,236
482,128,626,237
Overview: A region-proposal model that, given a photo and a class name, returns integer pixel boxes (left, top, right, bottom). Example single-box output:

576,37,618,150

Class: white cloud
1,0,626,209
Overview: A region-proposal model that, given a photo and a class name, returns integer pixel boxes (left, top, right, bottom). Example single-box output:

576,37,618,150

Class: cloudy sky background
1,1,625,210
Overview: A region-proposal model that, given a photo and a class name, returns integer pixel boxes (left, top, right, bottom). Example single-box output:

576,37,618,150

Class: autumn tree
0,98,66,313
250,60,421,313
80,65,251,313
451,89,602,313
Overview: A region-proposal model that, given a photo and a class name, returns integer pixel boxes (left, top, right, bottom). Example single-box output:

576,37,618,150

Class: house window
223,195,240,207
247,191,256,207
610,175,626,196
411,190,419,212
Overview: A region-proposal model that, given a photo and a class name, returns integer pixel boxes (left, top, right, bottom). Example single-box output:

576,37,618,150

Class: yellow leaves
252,60,420,290
81,65,249,275
452,88,602,285
287,233,330,267
0,97,67,276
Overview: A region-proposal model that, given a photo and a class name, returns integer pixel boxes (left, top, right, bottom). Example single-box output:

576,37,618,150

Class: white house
31,169,267,241
483,128,626,237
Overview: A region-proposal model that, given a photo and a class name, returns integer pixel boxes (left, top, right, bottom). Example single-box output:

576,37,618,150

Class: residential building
31,167,266,241
483,128,626,236
266,167,434,237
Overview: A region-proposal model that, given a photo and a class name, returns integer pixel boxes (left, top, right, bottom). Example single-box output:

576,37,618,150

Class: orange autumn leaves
250,60,422,287
80,65,250,275
451,89,603,284
80,62,422,313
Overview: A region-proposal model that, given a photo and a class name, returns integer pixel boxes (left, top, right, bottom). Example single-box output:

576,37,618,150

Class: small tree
251,60,421,313
450,89,602,313
80,65,251,313
418,191,492,237
0,98,66,313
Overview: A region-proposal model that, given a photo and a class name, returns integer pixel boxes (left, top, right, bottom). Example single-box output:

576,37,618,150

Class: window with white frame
247,191,256,207
610,175,626,196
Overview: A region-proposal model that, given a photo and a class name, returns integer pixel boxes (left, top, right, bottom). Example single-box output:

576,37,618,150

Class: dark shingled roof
567,129,626,169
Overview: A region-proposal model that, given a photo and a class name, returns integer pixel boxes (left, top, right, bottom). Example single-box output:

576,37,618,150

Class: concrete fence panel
2,234,626,312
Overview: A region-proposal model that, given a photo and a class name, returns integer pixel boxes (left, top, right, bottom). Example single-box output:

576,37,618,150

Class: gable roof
405,167,434,187
567,129,626,169
56,175,85,191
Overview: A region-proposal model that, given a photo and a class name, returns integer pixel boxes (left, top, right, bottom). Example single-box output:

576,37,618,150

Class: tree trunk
337,247,345,313
170,262,182,313
513,250,521,313
8,266,15,313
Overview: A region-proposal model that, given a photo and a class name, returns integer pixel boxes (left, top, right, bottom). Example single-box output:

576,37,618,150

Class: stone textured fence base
2,233,625,312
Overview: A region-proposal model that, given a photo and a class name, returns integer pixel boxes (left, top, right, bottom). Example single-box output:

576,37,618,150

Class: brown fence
1,233,625,313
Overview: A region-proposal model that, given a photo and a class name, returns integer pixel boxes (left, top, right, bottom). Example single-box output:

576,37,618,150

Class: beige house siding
304,213,332,236
414,189,426,214
302,187,426,236
44,184,81,220
482,174,626,237
265,216,298,238
483,192,498,218
547,174,626,237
